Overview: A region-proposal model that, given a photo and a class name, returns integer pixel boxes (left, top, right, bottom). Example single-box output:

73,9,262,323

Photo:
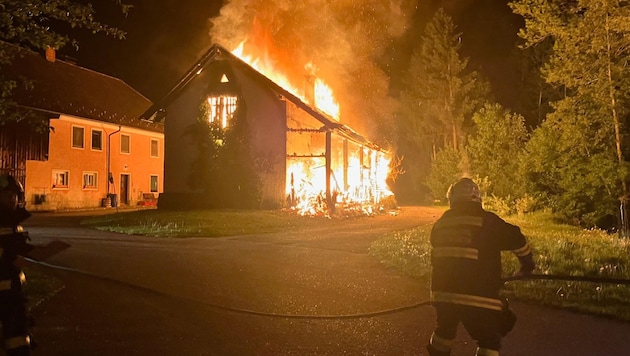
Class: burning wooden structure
140,44,392,214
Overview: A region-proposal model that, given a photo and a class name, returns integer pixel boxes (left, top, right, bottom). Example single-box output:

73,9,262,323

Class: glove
516,253,535,276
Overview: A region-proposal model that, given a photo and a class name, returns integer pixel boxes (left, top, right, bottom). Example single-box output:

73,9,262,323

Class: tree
510,0,630,225
467,103,528,199
522,95,620,225
185,102,226,194
508,41,561,128
400,8,485,153
397,8,487,201
0,0,130,125
425,146,465,203
185,99,261,209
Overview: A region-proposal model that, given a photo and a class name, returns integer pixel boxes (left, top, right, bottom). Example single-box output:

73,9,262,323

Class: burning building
140,44,393,214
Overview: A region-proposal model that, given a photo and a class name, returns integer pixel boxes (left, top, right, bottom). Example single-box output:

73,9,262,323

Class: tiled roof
1,42,163,133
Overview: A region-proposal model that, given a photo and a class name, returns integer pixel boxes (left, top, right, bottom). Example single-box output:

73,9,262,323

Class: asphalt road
21,207,630,355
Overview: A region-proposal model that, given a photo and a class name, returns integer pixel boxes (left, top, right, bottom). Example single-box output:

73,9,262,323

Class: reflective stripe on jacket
430,201,531,309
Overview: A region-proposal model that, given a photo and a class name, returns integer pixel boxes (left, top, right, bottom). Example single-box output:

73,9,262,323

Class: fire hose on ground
28,259,630,320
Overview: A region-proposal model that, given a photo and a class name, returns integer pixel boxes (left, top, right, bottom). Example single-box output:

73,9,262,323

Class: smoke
208,0,419,148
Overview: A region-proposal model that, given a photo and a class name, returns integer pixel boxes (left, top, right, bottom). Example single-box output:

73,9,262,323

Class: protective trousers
0,292,31,355
427,303,502,356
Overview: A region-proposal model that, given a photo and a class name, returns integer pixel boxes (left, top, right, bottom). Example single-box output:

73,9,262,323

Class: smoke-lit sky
66,0,519,144
208,0,420,141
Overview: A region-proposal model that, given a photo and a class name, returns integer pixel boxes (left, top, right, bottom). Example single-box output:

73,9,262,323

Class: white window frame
72,126,85,149
120,134,131,154
91,129,103,151
150,175,159,193
52,170,70,189
82,171,98,190
150,139,159,158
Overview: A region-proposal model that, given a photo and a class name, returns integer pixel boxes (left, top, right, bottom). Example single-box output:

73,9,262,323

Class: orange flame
230,39,393,215
232,41,340,120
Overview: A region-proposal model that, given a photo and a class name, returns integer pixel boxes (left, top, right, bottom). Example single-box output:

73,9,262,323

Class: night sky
62,0,522,114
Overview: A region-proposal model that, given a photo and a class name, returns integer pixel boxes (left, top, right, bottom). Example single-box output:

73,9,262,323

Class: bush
425,147,465,203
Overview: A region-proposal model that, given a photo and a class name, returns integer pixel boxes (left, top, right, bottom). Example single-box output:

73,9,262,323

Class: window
150,139,159,157
52,170,69,189
120,134,130,154
83,172,98,189
207,95,238,128
91,130,103,150
72,126,84,148
150,175,158,193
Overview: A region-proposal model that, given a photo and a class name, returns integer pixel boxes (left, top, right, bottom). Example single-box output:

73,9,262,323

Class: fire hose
29,260,630,320
502,273,630,285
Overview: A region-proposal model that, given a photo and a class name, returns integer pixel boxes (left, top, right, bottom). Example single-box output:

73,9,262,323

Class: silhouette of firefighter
0,174,69,355
426,178,536,356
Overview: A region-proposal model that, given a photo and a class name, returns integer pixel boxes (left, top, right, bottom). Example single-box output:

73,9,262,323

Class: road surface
23,206,630,355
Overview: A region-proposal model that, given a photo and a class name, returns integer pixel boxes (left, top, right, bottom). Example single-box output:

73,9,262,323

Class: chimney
45,46,56,63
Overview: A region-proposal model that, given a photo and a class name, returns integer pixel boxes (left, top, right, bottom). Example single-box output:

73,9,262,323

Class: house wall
159,61,287,209
25,115,164,210
233,66,287,209
159,74,207,209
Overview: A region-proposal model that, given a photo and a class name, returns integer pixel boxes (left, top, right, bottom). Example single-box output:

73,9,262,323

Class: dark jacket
0,207,34,293
430,201,534,311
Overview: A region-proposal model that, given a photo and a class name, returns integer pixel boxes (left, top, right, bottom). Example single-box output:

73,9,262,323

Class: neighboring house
0,42,164,210
140,44,391,212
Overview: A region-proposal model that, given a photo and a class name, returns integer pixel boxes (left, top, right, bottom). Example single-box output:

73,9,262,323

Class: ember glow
227,38,393,215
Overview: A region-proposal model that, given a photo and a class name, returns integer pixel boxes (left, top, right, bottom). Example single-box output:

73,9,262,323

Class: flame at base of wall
285,152,395,217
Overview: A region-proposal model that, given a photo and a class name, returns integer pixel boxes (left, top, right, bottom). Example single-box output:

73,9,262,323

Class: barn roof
140,44,382,150
0,41,163,133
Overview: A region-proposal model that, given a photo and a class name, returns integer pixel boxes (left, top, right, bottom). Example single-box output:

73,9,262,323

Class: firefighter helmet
0,174,25,204
447,178,481,205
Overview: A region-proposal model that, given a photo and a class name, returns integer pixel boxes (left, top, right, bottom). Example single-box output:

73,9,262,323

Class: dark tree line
396,1,630,229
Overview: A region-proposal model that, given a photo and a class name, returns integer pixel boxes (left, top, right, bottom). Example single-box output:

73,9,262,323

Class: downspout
107,125,121,200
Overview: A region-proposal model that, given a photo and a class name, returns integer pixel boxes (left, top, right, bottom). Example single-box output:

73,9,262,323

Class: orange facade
25,115,164,210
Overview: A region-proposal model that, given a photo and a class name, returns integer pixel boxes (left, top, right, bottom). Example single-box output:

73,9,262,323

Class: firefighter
0,174,36,355
0,174,73,355
426,178,535,356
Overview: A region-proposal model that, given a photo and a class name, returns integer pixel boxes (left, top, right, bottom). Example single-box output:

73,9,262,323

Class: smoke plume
208,0,419,148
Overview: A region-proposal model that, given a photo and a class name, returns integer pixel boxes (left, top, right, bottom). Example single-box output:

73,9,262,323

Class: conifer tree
398,8,487,201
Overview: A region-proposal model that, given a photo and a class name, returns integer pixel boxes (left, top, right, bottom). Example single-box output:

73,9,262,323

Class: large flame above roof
209,0,419,145
232,39,340,120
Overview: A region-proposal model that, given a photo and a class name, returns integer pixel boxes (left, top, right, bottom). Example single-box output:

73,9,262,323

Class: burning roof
145,43,394,215
140,44,383,151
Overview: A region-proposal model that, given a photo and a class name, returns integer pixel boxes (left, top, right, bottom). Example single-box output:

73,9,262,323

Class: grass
81,209,347,237
369,210,630,321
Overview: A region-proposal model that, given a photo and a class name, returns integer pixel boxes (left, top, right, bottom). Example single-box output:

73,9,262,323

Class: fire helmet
0,174,25,203
446,178,481,205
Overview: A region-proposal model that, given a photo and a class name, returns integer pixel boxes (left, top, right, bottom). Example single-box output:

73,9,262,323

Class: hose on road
503,273,630,285
27,260,630,320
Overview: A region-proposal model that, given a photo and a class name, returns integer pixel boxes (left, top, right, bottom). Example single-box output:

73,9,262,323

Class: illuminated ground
25,207,630,355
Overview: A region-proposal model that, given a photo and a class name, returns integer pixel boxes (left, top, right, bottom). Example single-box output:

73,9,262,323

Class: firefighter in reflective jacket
426,178,535,356
0,174,36,355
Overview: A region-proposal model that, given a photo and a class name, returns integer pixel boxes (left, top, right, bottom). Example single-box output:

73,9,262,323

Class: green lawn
369,210,630,321
81,209,349,237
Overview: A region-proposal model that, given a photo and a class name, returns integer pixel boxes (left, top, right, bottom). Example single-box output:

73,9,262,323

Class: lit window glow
207,96,238,128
